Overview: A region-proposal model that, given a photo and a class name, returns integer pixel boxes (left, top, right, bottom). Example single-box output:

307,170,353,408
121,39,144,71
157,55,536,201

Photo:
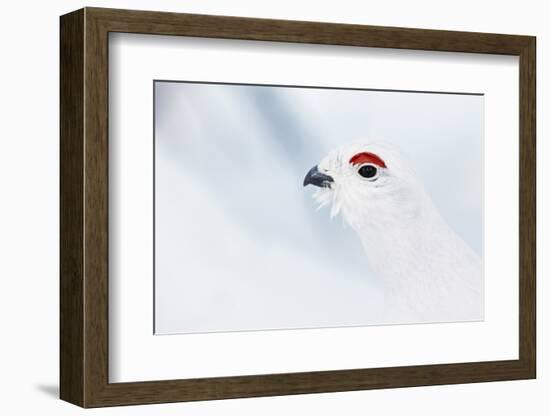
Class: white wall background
0,0,544,414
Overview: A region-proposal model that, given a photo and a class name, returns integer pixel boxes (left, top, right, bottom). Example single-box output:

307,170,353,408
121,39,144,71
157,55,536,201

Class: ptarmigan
303,142,483,324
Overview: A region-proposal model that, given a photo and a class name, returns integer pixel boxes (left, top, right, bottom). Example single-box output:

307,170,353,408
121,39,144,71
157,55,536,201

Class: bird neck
354,206,482,322
356,202,459,287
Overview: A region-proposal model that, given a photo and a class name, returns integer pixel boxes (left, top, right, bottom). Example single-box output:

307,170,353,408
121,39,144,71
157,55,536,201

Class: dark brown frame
60,7,536,408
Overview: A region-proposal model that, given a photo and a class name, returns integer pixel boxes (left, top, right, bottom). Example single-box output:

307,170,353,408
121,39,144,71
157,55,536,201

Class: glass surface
153,81,484,335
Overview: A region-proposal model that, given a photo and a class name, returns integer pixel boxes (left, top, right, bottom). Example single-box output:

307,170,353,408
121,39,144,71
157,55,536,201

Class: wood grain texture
59,7,537,408
59,8,84,407
88,7,532,54
83,10,110,406
518,38,536,375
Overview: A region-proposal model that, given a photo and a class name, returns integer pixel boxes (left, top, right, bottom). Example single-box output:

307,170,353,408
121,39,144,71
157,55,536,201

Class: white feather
310,142,483,324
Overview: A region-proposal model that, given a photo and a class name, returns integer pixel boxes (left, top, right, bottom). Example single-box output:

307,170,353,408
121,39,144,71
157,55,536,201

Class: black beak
303,165,334,188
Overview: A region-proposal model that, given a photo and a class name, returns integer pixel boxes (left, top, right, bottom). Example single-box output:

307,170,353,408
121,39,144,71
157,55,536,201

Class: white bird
303,142,483,324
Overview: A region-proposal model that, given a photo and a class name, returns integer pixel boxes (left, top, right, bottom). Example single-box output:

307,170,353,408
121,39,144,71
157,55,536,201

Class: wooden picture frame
60,7,536,408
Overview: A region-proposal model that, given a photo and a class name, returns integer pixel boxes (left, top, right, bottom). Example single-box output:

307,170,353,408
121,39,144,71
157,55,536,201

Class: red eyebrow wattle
349,152,387,168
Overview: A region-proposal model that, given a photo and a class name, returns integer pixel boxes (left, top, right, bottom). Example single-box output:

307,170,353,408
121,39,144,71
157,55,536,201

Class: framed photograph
60,7,536,408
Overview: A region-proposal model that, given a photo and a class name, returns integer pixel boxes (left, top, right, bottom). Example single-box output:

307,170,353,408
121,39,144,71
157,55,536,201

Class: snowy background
154,81,483,334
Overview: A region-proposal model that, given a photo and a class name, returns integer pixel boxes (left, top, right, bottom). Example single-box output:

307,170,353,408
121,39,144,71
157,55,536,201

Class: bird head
303,142,426,229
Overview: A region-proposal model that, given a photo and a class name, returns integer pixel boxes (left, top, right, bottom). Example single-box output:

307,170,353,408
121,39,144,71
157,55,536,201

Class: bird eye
357,164,378,180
